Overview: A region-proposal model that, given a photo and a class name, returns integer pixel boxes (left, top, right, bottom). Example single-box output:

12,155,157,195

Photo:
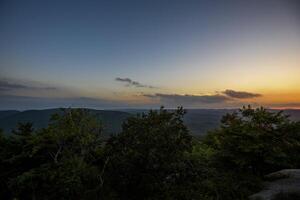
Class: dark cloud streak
144,93,230,104
0,80,30,91
143,89,263,106
115,77,156,89
0,95,130,110
222,89,262,99
0,80,57,91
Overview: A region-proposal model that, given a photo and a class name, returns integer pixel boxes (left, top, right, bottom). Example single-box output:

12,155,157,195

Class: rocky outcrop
249,169,300,200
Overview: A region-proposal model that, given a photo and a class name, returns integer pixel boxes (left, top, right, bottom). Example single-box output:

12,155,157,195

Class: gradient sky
1,0,300,110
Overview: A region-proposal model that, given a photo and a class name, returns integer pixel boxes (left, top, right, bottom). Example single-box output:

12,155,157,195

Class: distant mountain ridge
0,110,20,120
1,108,300,136
0,109,131,136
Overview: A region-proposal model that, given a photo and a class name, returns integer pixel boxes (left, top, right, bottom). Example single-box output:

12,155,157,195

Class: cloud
0,80,31,91
0,95,130,110
142,90,264,108
115,77,156,89
222,89,262,99
142,94,157,98
144,93,230,104
266,102,300,109
0,79,57,91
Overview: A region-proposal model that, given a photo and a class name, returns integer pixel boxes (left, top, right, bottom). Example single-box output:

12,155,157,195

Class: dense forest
1,106,300,200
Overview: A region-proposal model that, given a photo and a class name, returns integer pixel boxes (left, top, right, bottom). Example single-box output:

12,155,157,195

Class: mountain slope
0,109,132,135
1,108,300,136
0,110,20,119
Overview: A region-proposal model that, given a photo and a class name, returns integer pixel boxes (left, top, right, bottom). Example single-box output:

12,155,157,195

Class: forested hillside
0,109,131,136
2,109,299,137
1,107,300,199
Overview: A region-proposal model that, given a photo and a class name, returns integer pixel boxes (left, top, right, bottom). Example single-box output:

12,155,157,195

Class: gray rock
249,169,300,200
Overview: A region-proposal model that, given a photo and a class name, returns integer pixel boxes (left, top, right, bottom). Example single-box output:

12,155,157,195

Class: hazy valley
1,108,300,136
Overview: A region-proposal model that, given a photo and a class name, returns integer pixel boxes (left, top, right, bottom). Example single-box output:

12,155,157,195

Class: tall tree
4,109,105,200
205,105,300,176
104,107,194,200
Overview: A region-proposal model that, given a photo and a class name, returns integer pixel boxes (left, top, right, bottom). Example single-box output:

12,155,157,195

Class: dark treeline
1,106,300,200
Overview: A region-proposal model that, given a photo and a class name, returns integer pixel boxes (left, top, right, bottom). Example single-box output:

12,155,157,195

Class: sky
0,0,300,110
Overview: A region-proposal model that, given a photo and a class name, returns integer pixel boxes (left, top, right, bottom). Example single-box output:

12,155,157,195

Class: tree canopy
0,106,300,200
0,109,104,200
103,107,194,199
205,106,300,176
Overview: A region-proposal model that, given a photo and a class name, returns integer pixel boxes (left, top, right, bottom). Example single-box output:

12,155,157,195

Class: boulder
249,169,300,200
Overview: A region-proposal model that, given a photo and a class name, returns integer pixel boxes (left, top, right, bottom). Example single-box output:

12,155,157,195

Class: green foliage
187,140,262,200
205,106,300,176
103,107,195,199
0,106,299,200
273,192,300,200
199,106,300,199
0,123,35,199
0,109,105,200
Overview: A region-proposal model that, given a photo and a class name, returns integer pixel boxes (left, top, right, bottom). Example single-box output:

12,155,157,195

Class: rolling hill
0,109,131,136
1,109,300,136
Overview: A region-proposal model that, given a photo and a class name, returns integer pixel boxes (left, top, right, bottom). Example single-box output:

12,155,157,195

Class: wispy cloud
0,95,130,110
0,81,30,90
115,77,157,89
0,79,57,91
144,93,230,104
222,89,262,99
142,89,263,107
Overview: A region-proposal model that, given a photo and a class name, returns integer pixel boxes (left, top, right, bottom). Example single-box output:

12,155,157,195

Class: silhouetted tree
205,105,300,176
2,109,105,200
1,106,300,200
103,107,194,199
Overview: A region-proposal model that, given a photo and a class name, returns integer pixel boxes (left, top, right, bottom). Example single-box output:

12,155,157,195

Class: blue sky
1,0,300,110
